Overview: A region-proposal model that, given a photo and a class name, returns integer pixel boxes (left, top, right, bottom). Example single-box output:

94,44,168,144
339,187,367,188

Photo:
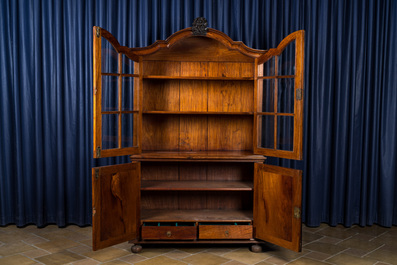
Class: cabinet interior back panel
141,191,253,210
141,162,254,181
142,115,253,151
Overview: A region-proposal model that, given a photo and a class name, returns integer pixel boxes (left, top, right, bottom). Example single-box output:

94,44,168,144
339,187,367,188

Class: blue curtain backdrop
1,0,396,227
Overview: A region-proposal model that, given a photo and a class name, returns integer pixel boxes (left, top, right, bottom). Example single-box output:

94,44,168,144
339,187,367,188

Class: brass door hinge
296,89,303,100
294,207,301,219
96,146,101,158
94,168,99,179
96,27,101,38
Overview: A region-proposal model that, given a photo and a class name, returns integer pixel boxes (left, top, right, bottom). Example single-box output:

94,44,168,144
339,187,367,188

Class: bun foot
250,244,262,253
131,244,142,253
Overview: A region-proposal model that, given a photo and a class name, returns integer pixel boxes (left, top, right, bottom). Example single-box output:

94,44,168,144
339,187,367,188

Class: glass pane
261,79,275,112
259,57,275,77
102,76,118,111
122,77,136,111
277,78,294,113
102,114,118,149
278,40,295,76
121,113,135,148
277,116,294,151
259,115,274,149
101,39,119,73
122,55,135,74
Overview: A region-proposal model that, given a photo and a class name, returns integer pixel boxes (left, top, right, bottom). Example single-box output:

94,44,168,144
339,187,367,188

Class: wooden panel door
254,30,304,160
253,163,302,252
92,163,140,250
93,27,141,158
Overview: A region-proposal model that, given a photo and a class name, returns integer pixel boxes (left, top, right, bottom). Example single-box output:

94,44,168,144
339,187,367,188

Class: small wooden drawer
199,225,252,239
141,226,197,240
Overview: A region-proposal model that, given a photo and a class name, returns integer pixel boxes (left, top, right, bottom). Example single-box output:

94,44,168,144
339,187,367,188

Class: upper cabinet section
93,27,141,158
254,31,305,160
93,20,304,158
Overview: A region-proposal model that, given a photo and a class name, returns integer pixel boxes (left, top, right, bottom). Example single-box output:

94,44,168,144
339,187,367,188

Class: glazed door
93,26,142,158
92,163,140,250
254,30,304,160
253,163,302,252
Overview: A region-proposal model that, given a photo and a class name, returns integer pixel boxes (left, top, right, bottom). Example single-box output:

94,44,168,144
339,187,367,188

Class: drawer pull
225,230,229,237
166,231,172,237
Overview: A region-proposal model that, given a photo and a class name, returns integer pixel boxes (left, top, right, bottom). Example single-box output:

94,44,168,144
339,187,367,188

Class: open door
93,26,142,158
254,30,304,160
92,163,140,250
254,163,302,252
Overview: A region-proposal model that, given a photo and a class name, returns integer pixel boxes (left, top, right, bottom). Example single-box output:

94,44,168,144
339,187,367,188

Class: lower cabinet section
141,222,253,241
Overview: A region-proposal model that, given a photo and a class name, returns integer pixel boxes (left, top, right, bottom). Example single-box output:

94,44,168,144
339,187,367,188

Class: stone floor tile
303,251,333,261
83,247,130,262
22,248,51,258
337,236,383,252
348,225,390,237
0,254,37,265
135,255,187,265
342,247,369,257
182,252,231,265
119,253,148,263
302,231,323,245
317,236,343,244
0,241,36,256
315,226,357,240
101,260,131,265
175,247,209,254
35,250,85,265
71,258,101,265
22,234,49,245
304,241,347,255
67,245,93,255
34,237,82,253
164,249,192,259
287,257,330,264
365,248,397,264
326,253,379,265
204,247,234,255
222,260,249,265
138,247,175,258
222,248,271,264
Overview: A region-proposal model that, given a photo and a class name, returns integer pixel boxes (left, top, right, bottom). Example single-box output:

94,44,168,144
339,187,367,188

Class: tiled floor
0,224,396,264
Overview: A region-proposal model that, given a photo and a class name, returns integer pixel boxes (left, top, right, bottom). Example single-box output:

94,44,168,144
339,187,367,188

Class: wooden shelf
143,111,254,115
141,209,253,222
131,151,266,162
143,75,254,81
141,180,253,191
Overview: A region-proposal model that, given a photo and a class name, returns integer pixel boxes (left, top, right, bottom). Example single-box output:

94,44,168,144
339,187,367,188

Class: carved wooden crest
192,17,208,35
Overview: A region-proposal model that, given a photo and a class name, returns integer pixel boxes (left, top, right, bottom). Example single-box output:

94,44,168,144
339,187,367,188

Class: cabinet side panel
208,116,253,150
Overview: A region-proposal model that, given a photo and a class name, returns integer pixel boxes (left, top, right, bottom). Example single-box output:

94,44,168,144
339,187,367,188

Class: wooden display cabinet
92,18,304,253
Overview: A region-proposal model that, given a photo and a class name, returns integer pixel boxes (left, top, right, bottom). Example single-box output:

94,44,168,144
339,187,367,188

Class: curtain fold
0,0,396,227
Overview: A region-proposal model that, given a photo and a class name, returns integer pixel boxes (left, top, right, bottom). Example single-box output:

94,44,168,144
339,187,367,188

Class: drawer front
199,225,253,239
141,226,197,240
